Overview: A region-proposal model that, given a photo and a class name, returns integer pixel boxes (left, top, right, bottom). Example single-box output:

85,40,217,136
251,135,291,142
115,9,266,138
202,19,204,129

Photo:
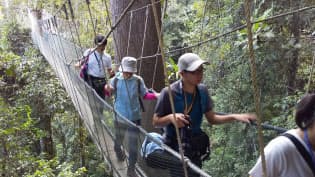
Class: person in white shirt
249,92,315,177
79,34,114,99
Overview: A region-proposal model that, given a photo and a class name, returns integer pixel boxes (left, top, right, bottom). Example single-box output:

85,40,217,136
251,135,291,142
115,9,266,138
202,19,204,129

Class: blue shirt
110,72,147,121
154,80,213,137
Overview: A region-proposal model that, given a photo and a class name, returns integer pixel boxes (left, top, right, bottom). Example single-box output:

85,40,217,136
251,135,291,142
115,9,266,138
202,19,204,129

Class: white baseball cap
119,56,137,73
178,53,209,72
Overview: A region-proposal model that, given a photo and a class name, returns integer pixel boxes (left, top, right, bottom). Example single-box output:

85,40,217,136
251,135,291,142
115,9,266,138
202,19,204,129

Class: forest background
0,0,314,176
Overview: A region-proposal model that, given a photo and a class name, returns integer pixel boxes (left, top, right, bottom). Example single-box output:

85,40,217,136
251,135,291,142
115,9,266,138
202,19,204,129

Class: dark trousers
87,75,106,99
114,119,140,168
164,136,202,177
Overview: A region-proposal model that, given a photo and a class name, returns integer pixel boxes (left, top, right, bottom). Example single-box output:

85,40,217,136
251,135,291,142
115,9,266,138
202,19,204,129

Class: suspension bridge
26,0,315,177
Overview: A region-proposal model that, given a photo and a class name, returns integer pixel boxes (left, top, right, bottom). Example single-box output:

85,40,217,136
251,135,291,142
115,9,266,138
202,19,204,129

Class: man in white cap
105,56,158,177
153,53,256,176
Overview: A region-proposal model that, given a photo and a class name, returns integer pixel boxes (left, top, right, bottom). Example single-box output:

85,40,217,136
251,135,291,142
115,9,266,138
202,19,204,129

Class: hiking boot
115,149,126,161
127,167,139,177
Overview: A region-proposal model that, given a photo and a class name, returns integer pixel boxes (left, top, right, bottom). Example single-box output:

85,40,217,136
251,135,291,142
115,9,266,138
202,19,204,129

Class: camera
180,117,193,158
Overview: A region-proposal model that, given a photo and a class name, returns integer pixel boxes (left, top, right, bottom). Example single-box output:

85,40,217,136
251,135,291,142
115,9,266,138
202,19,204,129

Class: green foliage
166,57,179,83
164,0,314,176
0,14,108,176
1,0,314,176
26,159,87,177
0,97,40,176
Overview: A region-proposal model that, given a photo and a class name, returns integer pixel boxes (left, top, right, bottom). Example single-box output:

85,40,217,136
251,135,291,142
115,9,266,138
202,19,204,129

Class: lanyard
183,89,196,116
304,129,315,169
93,52,103,72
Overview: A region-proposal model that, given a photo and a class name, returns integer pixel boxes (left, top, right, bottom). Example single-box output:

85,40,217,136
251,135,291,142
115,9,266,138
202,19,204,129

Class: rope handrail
250,121,287,134
215,112,288,133
41,4,315,64
29,1,313,176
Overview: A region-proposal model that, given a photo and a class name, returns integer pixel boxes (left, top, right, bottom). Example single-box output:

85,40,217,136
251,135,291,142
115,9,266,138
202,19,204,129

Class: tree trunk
110,0,165,91
1,140,7,176
39,114,54,159
79,119,86,167
110,0,164,133
286,4,301,94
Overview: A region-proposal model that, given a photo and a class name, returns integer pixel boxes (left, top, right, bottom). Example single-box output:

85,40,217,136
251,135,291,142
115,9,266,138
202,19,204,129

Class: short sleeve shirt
84,49,112,78
110,72,147,121
249,129,314,177
154,80,213,137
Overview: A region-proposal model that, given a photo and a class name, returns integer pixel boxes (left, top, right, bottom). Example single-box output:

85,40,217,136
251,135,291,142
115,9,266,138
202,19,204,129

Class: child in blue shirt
105,56,158,177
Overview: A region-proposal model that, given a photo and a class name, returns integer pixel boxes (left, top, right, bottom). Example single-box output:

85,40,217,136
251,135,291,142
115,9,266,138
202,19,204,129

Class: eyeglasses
184,67,204,75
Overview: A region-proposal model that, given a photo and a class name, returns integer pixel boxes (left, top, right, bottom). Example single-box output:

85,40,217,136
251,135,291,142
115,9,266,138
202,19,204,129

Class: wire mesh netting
29,9,213,177
27,0,315,176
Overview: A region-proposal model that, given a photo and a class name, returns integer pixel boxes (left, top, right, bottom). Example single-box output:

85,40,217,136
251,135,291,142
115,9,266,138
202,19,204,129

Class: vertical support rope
67,0,75,20
102,0,122,63
65,2,80,63
244,1,267,177
67,0,84,56
306,51,315,93
138,6,149,76
150,1,189,177
86,0,97,37
151,0,168,89
126,12,133,56
62,4,69,20
61,0,104,149
104,0,137,40
42,16,90,161
197,0,208,53
56,4,105,158
151,54,158,89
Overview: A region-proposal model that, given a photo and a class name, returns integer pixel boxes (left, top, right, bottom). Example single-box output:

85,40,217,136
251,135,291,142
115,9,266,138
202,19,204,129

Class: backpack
79,49,93,81
141,133,167,169
190,130,211,161
113,76,145,112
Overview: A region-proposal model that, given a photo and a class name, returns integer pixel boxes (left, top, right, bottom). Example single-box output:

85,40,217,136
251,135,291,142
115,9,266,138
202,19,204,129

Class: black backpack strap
113,77,118,102
137,78,145,112
282,133,315,176
113,77,118,90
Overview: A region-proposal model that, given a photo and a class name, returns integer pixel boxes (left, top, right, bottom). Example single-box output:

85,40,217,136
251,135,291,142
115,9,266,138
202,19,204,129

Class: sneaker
115,149,126,161
127,167,139,177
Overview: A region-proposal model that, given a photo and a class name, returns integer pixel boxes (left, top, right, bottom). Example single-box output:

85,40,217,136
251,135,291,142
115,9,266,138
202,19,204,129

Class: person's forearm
206,111,235,125
152,114,172,127
211,114,235,124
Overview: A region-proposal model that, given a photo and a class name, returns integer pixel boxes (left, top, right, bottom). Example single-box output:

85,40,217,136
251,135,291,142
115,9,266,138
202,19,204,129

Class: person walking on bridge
249,92,315,177
153,53,256,176
77,34,114,99
105,56,159,177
